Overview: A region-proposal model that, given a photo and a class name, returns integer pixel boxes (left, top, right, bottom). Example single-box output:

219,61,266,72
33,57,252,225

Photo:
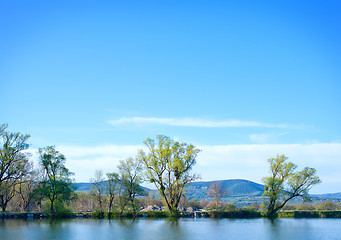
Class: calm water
0,218,340,240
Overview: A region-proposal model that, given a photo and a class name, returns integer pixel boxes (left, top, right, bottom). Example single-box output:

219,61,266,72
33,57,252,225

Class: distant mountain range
75,179,264,196
311,192,341,200
185,179,265,200
75,179,341,205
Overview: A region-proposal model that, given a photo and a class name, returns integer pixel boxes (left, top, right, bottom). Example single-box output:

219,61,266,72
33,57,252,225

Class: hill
75,179,264,196
312,192,341,200
75,179,265,205
75,181,154,194
186,179,264,200
74,179,341,206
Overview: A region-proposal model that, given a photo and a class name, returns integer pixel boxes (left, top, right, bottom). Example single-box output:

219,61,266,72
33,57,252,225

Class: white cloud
27,143,341,194
55,145,144,182
196,143,341,194
108,117,289,128
57,145,144,158
249,134,270,143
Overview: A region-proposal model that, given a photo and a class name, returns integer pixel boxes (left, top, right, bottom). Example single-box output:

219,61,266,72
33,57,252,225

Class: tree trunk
50,198,55,215
1,197,7,212
108,198,113,213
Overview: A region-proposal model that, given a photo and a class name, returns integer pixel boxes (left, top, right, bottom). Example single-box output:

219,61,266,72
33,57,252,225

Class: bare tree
16,168,40,212
207,182,228,210
69,192,94,212
90,170,106,216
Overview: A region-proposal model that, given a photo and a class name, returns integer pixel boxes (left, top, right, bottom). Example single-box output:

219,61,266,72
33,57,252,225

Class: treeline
1,123,323,218
0,124,200,217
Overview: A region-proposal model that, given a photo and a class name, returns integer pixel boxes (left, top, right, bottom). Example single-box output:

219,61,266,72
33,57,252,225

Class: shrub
225,203,237,212
142,211,169,218
43,200,72,218
208,209,261,218
316,201,338,211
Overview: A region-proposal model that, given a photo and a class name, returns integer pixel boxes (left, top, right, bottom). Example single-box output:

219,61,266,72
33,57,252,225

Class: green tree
37,146,75,215
262,154,321,218
118,157,146,215
139,135,200,216
106,172,119,214
116,188,129,216
226,203,237,211
316,200,338,211
0,179,17,212
0,123,31,211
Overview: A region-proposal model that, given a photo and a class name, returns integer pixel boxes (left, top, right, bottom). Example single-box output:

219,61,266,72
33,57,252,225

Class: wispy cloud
249,134,271,143
249,132,288,143
108,117,288,128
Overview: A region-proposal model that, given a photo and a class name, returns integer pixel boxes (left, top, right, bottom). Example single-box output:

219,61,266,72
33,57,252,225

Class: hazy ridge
75,179,341,205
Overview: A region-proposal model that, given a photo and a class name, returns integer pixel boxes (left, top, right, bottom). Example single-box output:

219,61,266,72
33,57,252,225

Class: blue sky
1,1,340,193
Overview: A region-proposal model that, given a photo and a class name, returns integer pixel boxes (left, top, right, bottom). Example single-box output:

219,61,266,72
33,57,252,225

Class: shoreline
1,210,341,220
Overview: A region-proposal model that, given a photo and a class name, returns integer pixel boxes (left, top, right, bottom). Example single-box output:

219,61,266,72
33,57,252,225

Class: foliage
316,200,338,211
137,193,164,209
262,154,321,218
294,203,316,211
186,199,201,210
277,210,320,218
106,172,119,213
142,211,170,218
226,203,237,211
208,209,261,218
0,123,32,211
117,157,146,215
116,194,129,216
37,146,76,216
43,200,73,218
139,135,200,215
0,180,17,212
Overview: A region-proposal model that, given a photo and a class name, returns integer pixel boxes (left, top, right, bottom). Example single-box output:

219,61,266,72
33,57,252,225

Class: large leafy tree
139,135,200,216
37,146,75,215
262,154,321,218
0,123,31,211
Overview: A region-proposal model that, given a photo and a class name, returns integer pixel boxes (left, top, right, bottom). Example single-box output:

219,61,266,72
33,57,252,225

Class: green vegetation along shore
1,123,337,219
2,210,341,220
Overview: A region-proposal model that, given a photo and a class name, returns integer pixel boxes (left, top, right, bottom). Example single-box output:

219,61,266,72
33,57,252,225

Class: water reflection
1,218,341,240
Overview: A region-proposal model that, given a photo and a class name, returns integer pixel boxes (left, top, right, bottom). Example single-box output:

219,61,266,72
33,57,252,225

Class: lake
0,218,340,240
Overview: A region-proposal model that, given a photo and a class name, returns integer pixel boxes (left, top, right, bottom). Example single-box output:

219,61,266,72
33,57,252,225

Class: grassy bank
278,210,341,218
2,210,341,219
